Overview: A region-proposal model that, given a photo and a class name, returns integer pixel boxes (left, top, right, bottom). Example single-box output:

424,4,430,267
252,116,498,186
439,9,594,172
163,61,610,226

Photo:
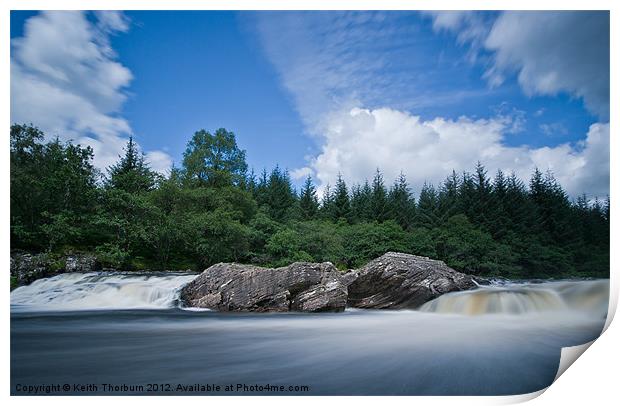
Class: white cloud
251,11,491,132
255,11,609,197
428,11,609,119
485,11,609,119
426,11,471,31
10,11,172,173
291,167,314,180
539,122,569,137
307,107,609,198
145,150,174,175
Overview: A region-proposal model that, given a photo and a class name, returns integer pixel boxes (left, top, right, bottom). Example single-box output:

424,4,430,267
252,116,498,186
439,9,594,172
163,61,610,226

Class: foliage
10,124,610,278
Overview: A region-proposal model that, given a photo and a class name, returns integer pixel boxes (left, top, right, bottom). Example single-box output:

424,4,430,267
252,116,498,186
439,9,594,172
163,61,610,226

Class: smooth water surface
11,274,608,395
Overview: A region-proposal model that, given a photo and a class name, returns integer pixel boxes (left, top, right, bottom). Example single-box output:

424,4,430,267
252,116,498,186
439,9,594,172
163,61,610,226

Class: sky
10,10,610,198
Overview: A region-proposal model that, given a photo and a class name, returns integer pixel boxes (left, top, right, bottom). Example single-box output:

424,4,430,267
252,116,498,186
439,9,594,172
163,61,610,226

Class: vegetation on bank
10,124,609,279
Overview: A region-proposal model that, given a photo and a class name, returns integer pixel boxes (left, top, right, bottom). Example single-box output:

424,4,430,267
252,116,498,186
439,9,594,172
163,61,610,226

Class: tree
106,136,157,193
264,166,296,222
370,169,388,222
351,181,373,222
387,173,415,229
298,176,319,220
182,128,247,187
416,182,439,228
333,174,352,222
437,170,460,224
8,124,610,279
11,124,99,251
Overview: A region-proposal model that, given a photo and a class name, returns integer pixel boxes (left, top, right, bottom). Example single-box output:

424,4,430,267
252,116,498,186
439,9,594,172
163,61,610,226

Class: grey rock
65,253,100,273
180,262,347,312
11,252,102,288
346,252,476,309
10,252,56,287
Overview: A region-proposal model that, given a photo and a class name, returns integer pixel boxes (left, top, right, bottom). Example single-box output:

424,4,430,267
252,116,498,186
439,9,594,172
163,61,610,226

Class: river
10,272,609,395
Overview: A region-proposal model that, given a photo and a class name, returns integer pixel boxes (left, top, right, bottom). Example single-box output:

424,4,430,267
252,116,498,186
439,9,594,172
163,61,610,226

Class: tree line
10,124,609,278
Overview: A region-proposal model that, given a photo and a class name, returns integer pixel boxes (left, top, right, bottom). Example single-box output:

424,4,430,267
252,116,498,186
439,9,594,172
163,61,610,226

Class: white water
10,272,197,311
10,272,609,319
420,279,608,318
10,273,610,395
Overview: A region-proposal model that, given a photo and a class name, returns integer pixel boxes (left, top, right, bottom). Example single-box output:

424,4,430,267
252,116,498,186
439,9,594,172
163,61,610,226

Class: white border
2,1,617,405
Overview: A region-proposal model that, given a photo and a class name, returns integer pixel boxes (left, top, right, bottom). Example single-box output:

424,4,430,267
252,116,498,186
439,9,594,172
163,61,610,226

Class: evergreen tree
265,166,296,222
351,181,373,222
9,124,610,279
437,170,460,225
387,173,415,230
370,169,388,222
416,182,439,228
333,174,352,222
106,136,157,193
298,176,319,220
472,162,492,229
320,183,336,220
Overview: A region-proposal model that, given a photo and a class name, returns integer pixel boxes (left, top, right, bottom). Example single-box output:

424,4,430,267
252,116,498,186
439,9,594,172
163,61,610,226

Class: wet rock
346,252,476,309
180,262,347,312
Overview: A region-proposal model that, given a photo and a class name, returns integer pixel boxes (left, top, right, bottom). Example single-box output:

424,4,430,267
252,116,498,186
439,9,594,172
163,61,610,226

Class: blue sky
10,11,609,197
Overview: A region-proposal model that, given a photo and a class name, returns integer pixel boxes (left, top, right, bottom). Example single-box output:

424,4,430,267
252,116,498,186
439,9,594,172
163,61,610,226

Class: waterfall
11,271,608,318
10,272,197,311
419,279,608,317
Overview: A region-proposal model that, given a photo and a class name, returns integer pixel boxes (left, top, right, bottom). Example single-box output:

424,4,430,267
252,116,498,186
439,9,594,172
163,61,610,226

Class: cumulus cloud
11,11,172,173
308,108,609,198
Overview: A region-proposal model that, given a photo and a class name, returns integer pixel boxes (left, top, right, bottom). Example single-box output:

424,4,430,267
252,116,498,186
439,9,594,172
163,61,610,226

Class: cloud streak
11,11,172,173
254,11,609,198
428,11,610,119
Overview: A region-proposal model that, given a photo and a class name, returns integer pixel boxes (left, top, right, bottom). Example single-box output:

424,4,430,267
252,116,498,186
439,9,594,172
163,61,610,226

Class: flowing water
10,273,609,396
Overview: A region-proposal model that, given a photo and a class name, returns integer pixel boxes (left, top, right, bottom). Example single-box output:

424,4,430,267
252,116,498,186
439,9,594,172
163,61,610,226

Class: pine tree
333,174,352,222
265,166,296,221
472,162,492,229
416,182,439,228
437,170,460,225
320,183,335,220
298,176,319,220
351,181,373,222
106,136,156,193
388,173,415,229
370,169,388,222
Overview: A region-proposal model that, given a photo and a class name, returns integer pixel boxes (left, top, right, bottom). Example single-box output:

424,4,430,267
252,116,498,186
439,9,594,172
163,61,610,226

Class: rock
65,253,100,273
346,252,476,309
10,252,56,287
11,251,102,288
180,262,347,312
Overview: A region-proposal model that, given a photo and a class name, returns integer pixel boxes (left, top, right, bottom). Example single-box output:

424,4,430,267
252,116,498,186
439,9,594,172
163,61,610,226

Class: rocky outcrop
180,262,347,312
11,252,58,287
345,252,476,309
65,253,100,273
11,252,101,288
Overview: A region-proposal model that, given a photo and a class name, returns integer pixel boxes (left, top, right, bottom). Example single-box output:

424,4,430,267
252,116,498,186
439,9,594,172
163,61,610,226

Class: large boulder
180,262,347,312
345,252,476,309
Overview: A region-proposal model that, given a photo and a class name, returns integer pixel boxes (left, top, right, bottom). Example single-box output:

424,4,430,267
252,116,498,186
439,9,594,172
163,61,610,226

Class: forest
10,124,610,279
